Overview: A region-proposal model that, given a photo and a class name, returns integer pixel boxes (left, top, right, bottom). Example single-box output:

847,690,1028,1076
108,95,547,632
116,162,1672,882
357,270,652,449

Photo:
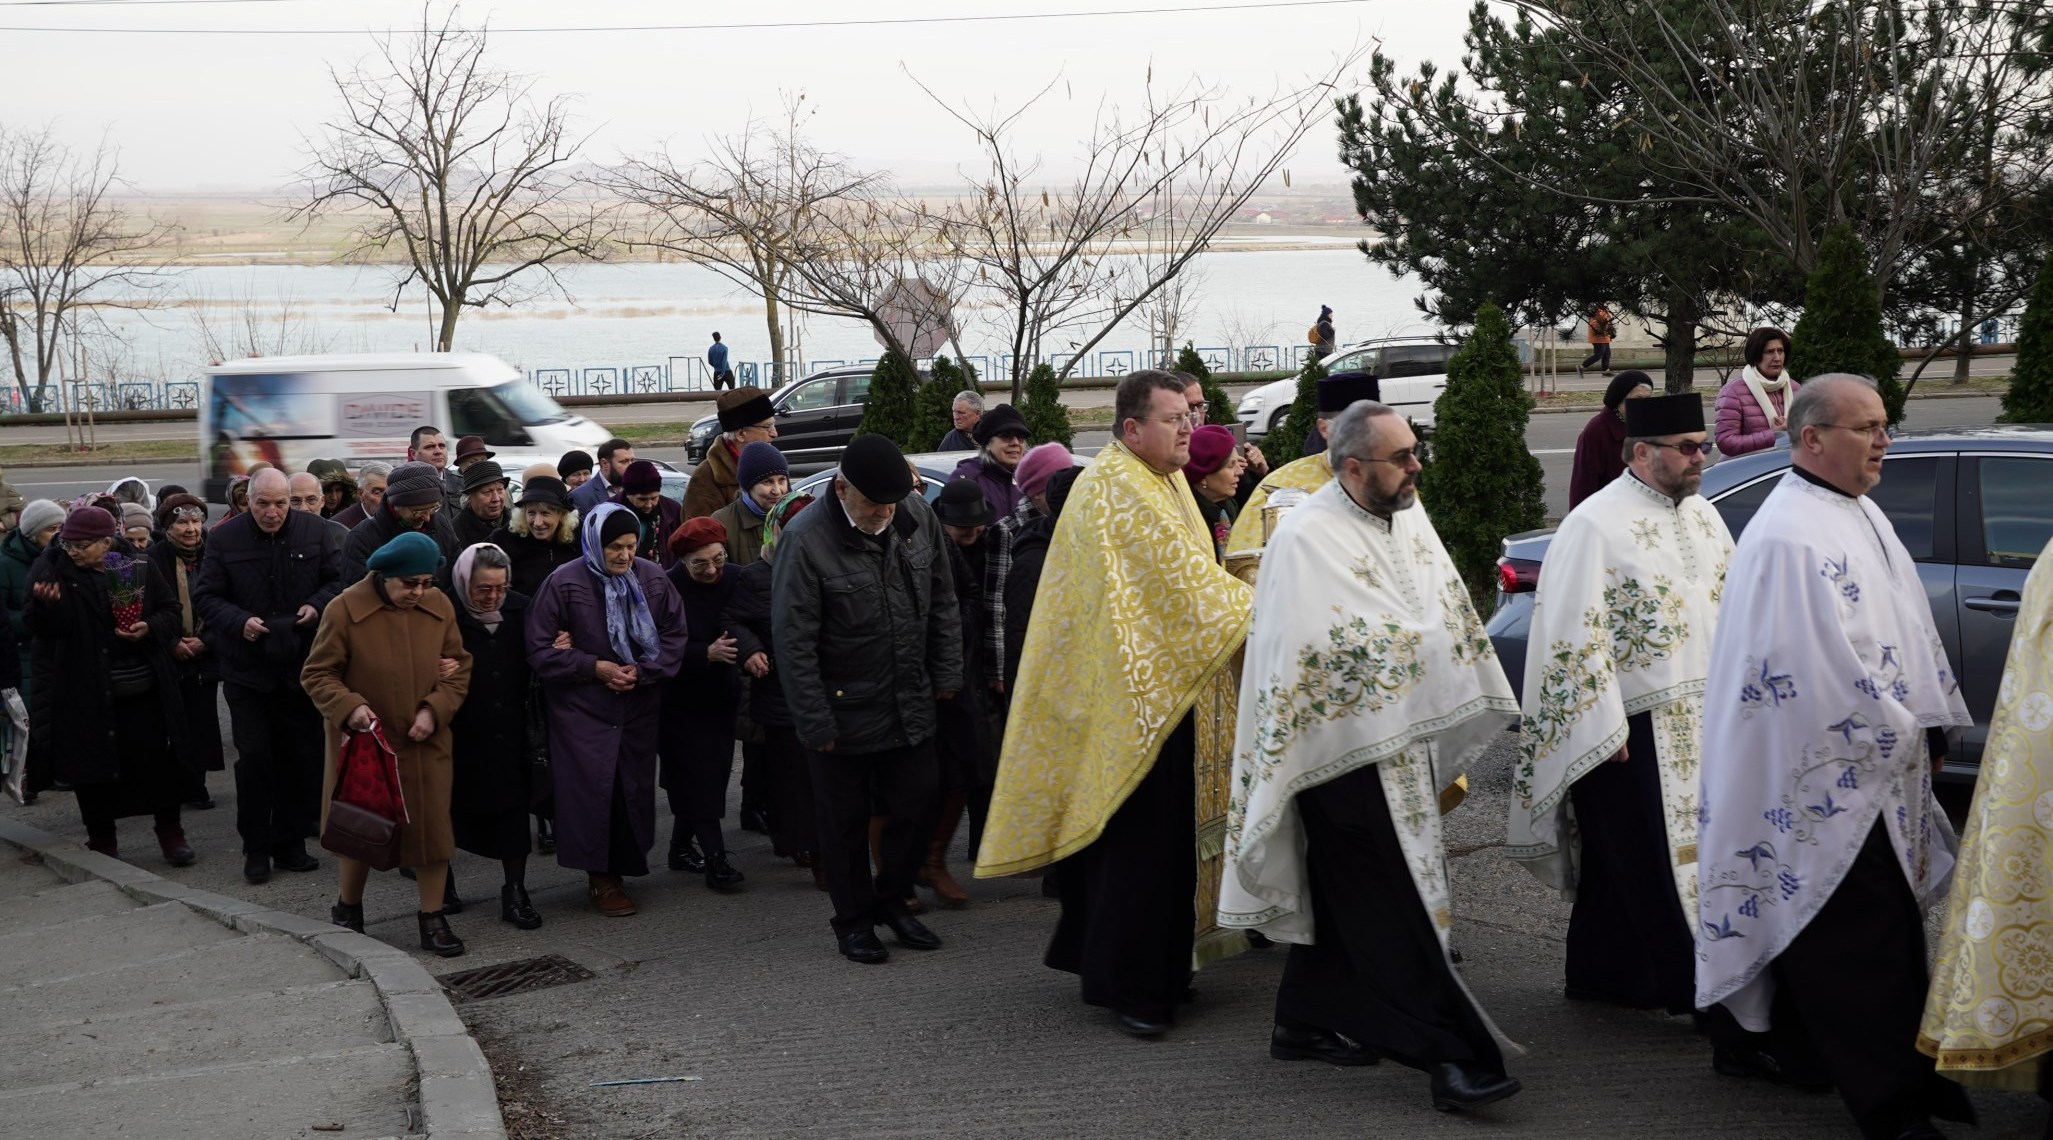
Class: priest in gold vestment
1223,372,1380,558
977,369,1253,1037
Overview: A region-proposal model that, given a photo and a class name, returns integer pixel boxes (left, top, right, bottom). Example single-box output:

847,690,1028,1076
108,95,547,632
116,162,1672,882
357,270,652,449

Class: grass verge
0,439,201,466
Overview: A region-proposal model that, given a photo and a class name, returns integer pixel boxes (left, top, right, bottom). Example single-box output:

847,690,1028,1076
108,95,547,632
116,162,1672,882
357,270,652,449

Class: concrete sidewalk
0,819,504,1140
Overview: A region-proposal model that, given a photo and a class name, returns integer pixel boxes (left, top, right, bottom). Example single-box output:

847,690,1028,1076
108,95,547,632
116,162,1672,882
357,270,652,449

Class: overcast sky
0,0,1472,191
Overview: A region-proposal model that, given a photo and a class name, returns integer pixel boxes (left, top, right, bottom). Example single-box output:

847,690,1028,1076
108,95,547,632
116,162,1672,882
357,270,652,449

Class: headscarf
581,503,660,666
105,476,155,512
452,542,506,626
760,491,816,560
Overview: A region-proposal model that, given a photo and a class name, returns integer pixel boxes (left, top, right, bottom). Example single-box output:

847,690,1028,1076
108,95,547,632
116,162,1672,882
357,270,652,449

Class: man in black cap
685,387,779,520
1226,371,1380,556
190,469,346,884
1509,391,1733,1018
617,459,684,569
558,449,595,492
949,402,1031,520
340,461,460,584
772,433,964,964
454,459,510,548
449,436,496,514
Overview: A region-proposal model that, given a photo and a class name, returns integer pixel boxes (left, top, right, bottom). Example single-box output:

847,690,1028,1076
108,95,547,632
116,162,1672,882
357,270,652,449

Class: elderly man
685,387,779,520
286,472,326,516
1697,375,1973,1140
1222,401,1521,1110
941,389,984,451
951,403,1031,519
331,462,387,530
1226,372,1379,556
710,441,789,567
571,438,637,514
773,433,962,964
453,459,510,548
340,462,460,584
980,369,1253,1037
407,425,464,514
191,469,345,884
1510,393,1732,1016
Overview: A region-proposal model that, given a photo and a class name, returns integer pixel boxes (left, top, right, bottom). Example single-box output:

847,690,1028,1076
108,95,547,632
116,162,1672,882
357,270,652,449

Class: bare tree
608,93,881,381
920,51,1369,398
768,192,970,365
288,7,608,353
188,280,334,366
0,125,178,415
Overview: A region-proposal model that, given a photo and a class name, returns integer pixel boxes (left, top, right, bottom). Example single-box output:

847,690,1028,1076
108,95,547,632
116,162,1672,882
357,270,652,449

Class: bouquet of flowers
103,550,148,629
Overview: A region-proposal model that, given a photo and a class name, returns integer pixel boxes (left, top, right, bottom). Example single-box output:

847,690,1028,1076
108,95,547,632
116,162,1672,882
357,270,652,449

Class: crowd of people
2,356,2048,1138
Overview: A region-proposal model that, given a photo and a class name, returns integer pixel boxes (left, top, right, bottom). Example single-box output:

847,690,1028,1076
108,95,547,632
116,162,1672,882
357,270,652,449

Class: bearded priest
1509,392,1732,1015
1224,372,1380,557
1696,375,1974,1140
1220,400,1523,1112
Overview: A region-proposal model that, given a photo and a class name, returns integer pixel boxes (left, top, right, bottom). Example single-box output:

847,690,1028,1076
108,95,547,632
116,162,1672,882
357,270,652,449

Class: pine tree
2000,254,2053,424
854,349,918,447
1259,350,1327,469
1020,361,1072,447
913,356,972,452
1173,343,1235,425
1788,224,1907,424
1417,302,1546,599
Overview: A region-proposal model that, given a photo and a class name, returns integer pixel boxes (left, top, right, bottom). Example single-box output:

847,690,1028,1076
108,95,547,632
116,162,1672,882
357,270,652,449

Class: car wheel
1269,408,1289,437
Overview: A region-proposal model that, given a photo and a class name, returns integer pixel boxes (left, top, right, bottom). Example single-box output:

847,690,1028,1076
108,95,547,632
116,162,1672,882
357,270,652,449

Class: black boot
704,851,745,892
500,884,542,930
417,910,465,958
534,816,555,854
330,899,365,934
667,826,704,873
1429,1063,1522,1112
441,868,464,915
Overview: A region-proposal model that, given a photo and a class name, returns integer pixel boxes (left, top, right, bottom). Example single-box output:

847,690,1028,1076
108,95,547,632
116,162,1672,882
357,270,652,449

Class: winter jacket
684,439,742,521
710,497,768,568
723,558,790,727
448,590,533,854
339,505,459,586
453,507,507,551
190,510,346,692
1002,512,1056,693
771,491,963,754
1714,373,1796,457
1568,408,1631,510
0,527,42,691
629,497,685,570
950,454,1022,520
488,525,581,598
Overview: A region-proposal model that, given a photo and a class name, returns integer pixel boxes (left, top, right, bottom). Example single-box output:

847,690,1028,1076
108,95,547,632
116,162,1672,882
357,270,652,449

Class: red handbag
320,718,409,870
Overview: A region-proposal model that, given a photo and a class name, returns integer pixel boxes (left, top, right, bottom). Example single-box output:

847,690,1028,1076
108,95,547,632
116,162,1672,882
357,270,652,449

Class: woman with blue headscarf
526,502,687,917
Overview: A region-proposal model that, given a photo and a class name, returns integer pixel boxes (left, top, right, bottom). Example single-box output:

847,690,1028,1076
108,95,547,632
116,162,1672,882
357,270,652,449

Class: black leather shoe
330,899,365,934
1429,1063,1522,1111
243,853,271,884
837,928,889,964
739,805,771,834
880,911,942,950
271,843,319,874
1117,1011,1171,1038
534,817,556,854
704,852,746,892
1270,1023,1379,1066
417,910,466,958
500,884,542,930
1712,1044,1834,1092
668,836,705,873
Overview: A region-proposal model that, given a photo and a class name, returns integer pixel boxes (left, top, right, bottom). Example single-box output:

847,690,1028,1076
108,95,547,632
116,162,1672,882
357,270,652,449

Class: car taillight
1497,558,1540,594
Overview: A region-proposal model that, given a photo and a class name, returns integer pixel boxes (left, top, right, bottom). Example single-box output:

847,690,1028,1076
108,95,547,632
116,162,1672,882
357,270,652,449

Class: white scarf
1696,472,1970,1030
1741,365,1790,431
1219,481,1517,941
1509,472,1733,905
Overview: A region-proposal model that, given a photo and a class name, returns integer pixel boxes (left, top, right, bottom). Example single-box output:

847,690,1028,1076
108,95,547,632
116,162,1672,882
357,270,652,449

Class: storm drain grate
441,954,596,1003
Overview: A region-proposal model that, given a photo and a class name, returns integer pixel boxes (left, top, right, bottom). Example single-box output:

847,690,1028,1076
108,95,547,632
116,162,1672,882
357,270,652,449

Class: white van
201,353,610,502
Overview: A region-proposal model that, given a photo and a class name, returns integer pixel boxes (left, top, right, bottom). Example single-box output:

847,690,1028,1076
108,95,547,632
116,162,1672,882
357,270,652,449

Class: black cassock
1273,761,1502,1073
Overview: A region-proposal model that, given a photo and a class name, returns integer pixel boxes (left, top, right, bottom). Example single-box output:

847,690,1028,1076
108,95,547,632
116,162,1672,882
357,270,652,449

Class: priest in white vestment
1510,392,1732,1014
1219,401,1523,1113
1696,375,1974,1140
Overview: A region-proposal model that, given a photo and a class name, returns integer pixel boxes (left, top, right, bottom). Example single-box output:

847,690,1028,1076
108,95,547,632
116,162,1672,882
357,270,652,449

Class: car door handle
1965,592,2021,615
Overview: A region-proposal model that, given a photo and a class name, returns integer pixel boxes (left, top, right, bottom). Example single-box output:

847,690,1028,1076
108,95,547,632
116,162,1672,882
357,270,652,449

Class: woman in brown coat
301,531,473,957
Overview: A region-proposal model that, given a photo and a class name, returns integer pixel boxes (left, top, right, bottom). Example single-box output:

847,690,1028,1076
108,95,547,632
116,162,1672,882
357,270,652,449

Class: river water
95,244,1430,383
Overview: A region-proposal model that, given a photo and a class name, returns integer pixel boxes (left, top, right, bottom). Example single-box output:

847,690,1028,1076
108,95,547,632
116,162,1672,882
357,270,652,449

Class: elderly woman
1567,370,1656,509
446,543,542,929
331,462,388,530
1183,424,1247,562
722,492,821,885
660,515,757,891
25,506,195,864
148,493,225,811
527,503,687,917
301,532,473,957
120,503,155,552
490,475,581,596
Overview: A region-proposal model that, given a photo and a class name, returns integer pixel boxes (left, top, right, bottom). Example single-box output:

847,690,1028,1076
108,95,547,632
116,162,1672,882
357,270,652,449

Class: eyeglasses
394,575,435,590
1361,446,1426,466
1185,401,1207,423
1817,422,1889,440
469,584,509,597
685,553,728,571
171,506,206,521
1645,440,1715,458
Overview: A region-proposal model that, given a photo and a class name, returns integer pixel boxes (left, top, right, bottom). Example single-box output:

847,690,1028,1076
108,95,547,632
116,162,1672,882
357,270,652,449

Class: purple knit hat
1014,443,1074,501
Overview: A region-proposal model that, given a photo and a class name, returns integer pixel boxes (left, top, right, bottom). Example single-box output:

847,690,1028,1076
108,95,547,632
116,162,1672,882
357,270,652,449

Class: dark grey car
686,365,923,465
1484,426,2053,780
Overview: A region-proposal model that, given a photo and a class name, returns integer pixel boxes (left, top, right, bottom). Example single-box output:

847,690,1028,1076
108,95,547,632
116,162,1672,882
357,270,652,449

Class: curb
0,816,506,1140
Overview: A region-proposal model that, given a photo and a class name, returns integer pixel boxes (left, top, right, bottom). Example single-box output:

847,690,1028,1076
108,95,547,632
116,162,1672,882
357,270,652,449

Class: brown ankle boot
917,792,970,908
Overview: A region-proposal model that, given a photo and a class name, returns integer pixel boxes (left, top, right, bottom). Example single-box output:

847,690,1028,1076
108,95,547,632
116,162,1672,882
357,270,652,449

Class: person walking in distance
1579,305,1615,377
708,332,735,391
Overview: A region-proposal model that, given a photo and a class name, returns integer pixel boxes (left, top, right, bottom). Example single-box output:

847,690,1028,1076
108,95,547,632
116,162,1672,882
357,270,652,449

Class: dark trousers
224,682,322,857
808,738,939,933
765,725,817,858
1580,342,1611,372
1274,761,1502,1073
740,739,768,815
1711,820,1973,1138
1046,715,1196,1024
711,369,736,391
177,672,223,804
1565,711,1695,1012
77,785,179,836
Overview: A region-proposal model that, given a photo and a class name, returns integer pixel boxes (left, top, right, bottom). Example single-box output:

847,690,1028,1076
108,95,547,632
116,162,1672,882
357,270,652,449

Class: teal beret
366,531,443,577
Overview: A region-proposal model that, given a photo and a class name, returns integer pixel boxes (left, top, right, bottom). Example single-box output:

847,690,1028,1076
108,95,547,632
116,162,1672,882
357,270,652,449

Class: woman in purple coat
526,503,687,918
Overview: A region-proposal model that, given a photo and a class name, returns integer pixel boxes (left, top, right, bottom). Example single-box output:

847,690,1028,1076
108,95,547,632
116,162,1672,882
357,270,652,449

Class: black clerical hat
1316,371,1381,413
1624,392,1705,437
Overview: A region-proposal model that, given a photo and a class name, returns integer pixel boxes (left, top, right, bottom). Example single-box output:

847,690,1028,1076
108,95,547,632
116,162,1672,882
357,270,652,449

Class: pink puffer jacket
1714,374,1797,457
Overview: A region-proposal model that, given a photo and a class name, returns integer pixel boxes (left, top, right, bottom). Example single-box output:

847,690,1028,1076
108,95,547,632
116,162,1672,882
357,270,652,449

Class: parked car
686,364,927,465
1484,427,2053,780
1236,338,1458,441
789,450,1097,507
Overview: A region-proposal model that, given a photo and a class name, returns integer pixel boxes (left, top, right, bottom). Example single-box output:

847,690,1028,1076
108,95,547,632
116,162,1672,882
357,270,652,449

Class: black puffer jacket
722,558,789,727
771,492,963,754
488,526,581,598
340,505,459,585
1002,512,1057,693
190,510,344,691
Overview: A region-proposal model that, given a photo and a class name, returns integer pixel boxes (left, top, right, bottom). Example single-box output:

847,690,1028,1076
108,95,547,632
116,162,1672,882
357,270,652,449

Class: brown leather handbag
320,719,408,870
